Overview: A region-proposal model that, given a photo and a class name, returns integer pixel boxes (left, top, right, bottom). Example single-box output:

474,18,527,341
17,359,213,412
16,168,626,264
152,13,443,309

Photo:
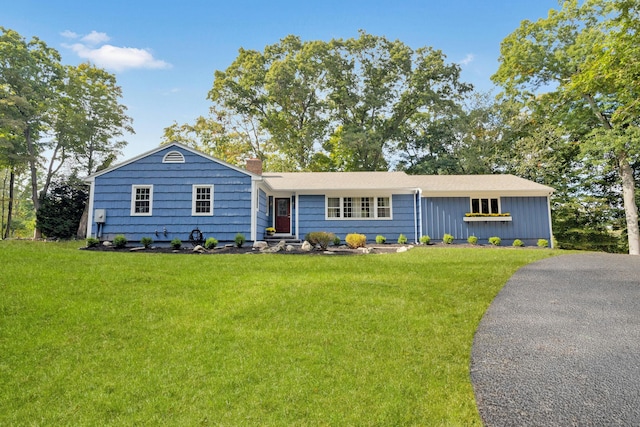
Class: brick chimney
246,158,263,175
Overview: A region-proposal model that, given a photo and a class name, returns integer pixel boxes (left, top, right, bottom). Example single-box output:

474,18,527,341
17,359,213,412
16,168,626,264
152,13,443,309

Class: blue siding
422,196,551,245
256,189,269,238
298,194,416,243
92,146,254,243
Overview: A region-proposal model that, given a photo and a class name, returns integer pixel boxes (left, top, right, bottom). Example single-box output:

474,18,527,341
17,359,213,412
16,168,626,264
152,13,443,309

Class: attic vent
163,151,185,163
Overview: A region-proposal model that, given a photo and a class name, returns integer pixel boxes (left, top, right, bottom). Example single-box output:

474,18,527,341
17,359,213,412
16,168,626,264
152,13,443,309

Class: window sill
463,216,512,222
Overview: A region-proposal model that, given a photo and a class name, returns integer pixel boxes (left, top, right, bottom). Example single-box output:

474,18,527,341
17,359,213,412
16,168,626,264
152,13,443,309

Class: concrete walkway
471,253,640,426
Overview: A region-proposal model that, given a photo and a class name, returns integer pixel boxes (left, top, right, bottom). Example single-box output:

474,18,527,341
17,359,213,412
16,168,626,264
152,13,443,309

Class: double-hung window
471,197,500,214
131,185,153,216
192,185,214,216
326,196,391,219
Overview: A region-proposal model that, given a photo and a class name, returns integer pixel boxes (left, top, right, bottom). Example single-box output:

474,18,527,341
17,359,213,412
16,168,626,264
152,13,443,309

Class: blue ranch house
85,143,554,246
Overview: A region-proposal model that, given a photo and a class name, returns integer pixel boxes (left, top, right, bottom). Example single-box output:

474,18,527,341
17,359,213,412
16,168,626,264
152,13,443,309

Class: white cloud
459,54,475,66
81,30,110,46
63,30,171,72
60,30,78,39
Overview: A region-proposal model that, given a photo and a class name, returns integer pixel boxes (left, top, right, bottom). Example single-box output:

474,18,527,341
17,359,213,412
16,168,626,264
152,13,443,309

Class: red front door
275,198,291,234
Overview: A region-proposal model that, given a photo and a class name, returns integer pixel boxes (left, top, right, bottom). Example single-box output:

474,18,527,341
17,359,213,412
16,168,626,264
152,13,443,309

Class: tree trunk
619,156,640,255
25,127,42,239
77,203,89,239
4,168,15,239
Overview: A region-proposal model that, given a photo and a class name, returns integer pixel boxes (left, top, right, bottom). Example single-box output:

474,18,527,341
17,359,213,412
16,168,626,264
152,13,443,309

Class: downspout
413,189,418,244
250,179,257,242
547,192,554,249
417,188,423,242
295,192,299,240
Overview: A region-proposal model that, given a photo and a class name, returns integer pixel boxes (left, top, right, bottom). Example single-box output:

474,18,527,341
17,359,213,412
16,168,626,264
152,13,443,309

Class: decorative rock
130,246,146,252
323,251,335,255
253,241,268,249
193,245,205,253
301,241,313,251
261,245,283,253
102,241,112,247
286,245,295,252
360,247,371,254
396,246,408,253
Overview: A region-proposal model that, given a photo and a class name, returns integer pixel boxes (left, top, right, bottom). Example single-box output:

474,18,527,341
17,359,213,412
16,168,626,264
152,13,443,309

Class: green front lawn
0,241,555,425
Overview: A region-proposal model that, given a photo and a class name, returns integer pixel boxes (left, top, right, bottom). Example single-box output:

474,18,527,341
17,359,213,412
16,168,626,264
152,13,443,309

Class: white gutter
250,179,257,242
86,180,95,238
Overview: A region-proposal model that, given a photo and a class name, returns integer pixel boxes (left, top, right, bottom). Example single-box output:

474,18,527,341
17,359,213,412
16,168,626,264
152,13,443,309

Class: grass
0,241,556,425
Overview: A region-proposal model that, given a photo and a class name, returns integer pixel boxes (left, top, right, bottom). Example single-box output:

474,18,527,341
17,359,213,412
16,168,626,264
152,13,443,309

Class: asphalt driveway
471,253,640,426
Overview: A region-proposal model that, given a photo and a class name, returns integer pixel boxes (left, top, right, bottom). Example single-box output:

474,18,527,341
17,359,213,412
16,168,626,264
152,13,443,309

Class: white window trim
325,195,393,220
192,184,214,216
470,197,502,215
131,185,153,216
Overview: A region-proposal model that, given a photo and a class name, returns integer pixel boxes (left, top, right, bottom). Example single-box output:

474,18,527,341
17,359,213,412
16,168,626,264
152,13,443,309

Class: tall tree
0,27,63,222
207,32,471,172
325,31,471,171
61,63,132,177
209,36,329,170
492,0,640,255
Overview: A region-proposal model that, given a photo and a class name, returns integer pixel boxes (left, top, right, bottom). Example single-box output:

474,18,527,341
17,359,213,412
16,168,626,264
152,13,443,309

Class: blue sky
5,0,562,159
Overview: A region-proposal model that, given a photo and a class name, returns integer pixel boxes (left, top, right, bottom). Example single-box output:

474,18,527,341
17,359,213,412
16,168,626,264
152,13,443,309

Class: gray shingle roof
262,172,554,196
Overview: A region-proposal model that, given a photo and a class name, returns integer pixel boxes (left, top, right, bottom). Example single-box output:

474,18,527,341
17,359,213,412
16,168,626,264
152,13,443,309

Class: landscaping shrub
512,239,524,247
467,235,478,245
170,238,182,249
419,235,431,245
235,233,246,248
345,233,367,249
113,235,128,248
376,235,386,244
204,237,218,249
333,235,341,246
443,233,454,244
306,231,336,250
537,238,549,248
488,236,501,246
86,237,100,248
140,237,153,248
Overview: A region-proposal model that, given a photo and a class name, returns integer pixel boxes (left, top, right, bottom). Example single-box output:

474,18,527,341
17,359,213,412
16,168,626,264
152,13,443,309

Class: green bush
140,237,153,248
204,237,218,249
512,239,524,247
467,236,478,245
488,236,501,246
333,236,341,246
86,237,100,248
419,235,431,245
306,231,336,250
443,233,454,244
345,233,367,249
170,238,182,249
376,235,386,244
113,235,128,248
397,234,408,244
235,233,246,248
537,238,549,248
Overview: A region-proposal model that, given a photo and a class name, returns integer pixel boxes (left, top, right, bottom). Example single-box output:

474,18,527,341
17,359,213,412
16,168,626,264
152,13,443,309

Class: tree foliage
36,175,88,239
207,31,471,171
0,28,132,238
492,0,640,254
